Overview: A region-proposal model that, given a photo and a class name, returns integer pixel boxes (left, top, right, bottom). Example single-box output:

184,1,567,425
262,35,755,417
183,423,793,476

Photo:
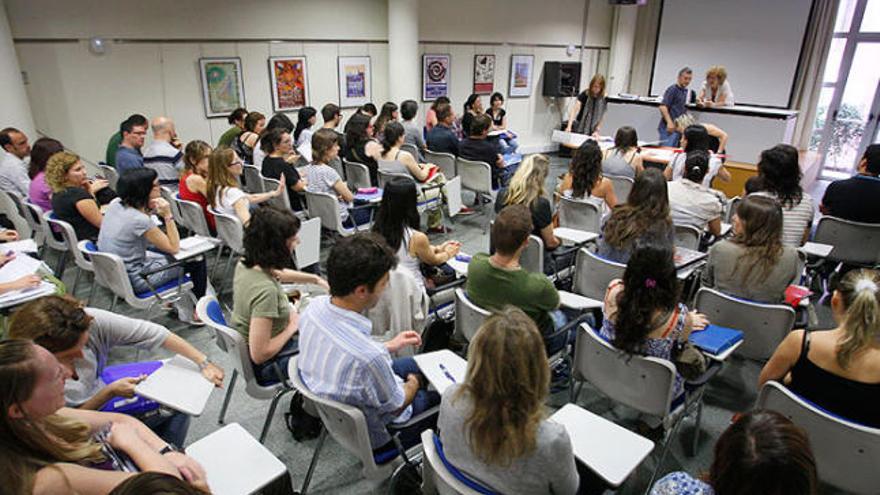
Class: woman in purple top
27,137,64,212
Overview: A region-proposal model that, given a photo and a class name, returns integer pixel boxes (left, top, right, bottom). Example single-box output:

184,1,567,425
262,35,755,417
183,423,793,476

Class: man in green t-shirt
466,204,561,343
218,107,248,148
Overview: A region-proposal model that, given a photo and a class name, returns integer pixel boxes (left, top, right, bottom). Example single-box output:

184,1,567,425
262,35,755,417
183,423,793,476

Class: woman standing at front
565,74,607,137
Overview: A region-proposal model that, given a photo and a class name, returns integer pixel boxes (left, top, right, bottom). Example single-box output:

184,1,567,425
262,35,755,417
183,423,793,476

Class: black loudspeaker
542,62,582,97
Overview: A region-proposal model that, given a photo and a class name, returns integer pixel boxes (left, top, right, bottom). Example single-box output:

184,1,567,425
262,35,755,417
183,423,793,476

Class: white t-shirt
668,179,724,231
252,141,266,170
752,191,814,247
700,79,735,106
301,163,348,221
669,152,724,188
214,186,248,218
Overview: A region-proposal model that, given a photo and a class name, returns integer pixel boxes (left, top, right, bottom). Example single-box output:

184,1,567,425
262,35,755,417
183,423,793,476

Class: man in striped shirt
297,233,438,455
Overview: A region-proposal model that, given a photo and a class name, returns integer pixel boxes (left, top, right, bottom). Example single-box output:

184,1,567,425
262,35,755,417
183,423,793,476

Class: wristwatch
159,443,179,455
198,357,211,371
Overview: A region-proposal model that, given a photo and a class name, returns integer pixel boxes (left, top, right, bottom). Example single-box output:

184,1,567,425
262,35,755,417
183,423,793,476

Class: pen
439,363,456,383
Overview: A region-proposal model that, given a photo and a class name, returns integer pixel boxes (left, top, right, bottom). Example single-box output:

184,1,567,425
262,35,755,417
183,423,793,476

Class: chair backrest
327,156,345,179
456,158,492,194
210,208,244,254
694,287,795,360
159,186,183,224
344,160,372,190
98,163,119,190
757,381,880,494
813,216,880,266
260,176,291,211
606,175,634,203
673,224,702,250
454,289,491,342
420,430,485,495
557,196,601,233
521,235,544,274
425,150,456,178
175,197,212,238
723,196,741,223
573,324,677,418
46,213,91,271
400,143,421,161
23,201,50,247
242,165,264,194
377,168,414,189
0,191,34,239
81,241,138,304
445,176,463,216
294,217,321,269
572,248,626,301
304,190,345,233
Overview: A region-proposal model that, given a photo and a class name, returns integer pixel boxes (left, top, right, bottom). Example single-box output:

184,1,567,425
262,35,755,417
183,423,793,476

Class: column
606,5,639,95
0,0,34,137
387,0,419,103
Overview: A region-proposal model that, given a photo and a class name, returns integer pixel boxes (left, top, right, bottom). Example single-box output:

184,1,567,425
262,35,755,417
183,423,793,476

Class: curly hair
241,206,300,271
757,144,803,208
602,168,671,250
7,295,94,353
44,151,81,193
569,140,603,199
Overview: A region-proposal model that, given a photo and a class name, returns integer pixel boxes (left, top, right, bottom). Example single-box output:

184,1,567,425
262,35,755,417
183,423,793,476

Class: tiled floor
48,154,844,494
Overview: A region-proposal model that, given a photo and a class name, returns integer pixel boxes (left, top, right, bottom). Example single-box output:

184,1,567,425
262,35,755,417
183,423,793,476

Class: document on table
134,355,215,416
414,350,467,395
447,253,471,277
173,235,220,260
800,242,834,258
558,290,603,310
1,239,38,254
0,281,56,308
0,253,44,282
554,227,599,244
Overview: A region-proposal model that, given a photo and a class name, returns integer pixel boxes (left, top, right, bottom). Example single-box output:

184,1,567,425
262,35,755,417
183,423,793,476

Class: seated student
702,195,799,303
759,269,880,427
259,127,305,211
467,204,567,353
425,96,450,132
602,126,643,179
400,99,426,156
439,307,605,495
297,233,439,454
205,147,282,225
372,178,461,291
461,94,483,138
820,143,880,224
218,107,248,148
651,410,817,495
231,111,265,164
460,114,510,189
751,144,814,247
178,140,216,234
106,113,146,168
97,168,208,322
344,113,382,185
0,339,208,495
252,113,295,171
601,241,709,401
302,129,372,228
374,102,399,137
28,137,64,212
425,103,460,156
47,151,112,242
8,295,224,448
557,140,617,210
115,116,148,175
486,92,519,155
663,124,731,187
143,117,184,186
667,151,724,236
232,207,328,385
293,106,317,149
321,103,347,159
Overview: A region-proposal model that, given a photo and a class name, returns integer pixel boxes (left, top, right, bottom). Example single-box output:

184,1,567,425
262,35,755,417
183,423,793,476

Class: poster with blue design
199,58,245,118
422,54,450,101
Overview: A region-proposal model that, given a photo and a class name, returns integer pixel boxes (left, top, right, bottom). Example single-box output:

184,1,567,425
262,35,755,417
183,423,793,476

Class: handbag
671,339,707,381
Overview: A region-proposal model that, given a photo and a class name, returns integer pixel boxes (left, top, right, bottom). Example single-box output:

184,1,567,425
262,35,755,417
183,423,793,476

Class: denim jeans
140,409,191,449
372,357,440,457
253,338,298,386
342,206,374,229
130,254,208,299
658,125,681,147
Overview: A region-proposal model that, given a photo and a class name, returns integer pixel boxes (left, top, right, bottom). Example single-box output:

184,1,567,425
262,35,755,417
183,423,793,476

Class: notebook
673,247,707,269
690,324,744,356
99,361,164,415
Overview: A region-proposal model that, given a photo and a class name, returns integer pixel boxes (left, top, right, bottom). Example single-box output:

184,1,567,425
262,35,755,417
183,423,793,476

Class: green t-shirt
231,263,290,341
218,126,243,148
465,252,559,332
105,131,122,166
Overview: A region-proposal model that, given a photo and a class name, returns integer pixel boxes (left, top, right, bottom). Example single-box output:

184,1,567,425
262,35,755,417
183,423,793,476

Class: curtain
627,0,663,95
790,0,839,150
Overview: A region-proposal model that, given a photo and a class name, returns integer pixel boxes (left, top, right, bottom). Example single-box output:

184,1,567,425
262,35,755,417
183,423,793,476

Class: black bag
671,339,708,381
284,392,322,442
420,316,456,354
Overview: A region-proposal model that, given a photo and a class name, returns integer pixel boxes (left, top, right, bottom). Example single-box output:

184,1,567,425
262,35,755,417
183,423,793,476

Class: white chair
344,160,372,190
15,197,45,246
723,196,741,223
175,197,213,238
425,149,456,178
195,296,293,444
453,288,490,343
376,168,412,189
455,157,495,232
294,217,321,269
694,287,795,361
400,143,421,161
571,248,626,301
420,430,485,495
606,174,634,203
377,170,445,224
98,162,119,190
673,224,702,251
571,324,705,487
46,213,95,301
209,208,244,286
557,196,601,233
812,216,880,266
757,381,880,494
327,156,345,179
27,202,68,273
160,186,184,225
242,164,264,194
261,176,292,212
304,190,372,237
0,190,32,239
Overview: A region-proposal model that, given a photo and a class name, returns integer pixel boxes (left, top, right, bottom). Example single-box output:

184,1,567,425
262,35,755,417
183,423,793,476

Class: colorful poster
269,57,308,111
473,54,495,94
423,54,450,101
338,56,372,108
509,54,535,98
199,58,245,118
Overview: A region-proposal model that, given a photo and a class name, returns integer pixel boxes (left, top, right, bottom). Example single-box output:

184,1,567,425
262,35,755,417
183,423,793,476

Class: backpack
284,391,322,442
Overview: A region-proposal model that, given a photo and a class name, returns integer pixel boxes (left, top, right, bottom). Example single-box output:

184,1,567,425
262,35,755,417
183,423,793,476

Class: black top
52,187,100,241
821,174,880,224
334,130,348,160
461,112,475,137
460,138,501,188
261,156,303,211
494,189,552,238
486,108,506,127
426,125,460,157
345,140,379,186
789,331,880,428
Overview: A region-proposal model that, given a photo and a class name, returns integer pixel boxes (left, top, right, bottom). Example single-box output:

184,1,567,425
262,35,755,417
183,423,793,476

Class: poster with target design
422,54,450,101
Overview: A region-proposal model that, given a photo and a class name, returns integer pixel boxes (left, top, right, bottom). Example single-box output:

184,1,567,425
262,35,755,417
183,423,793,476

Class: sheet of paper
174,236,220,260
0,254,43,283
558,290,603,310
800,241,833,258
554,227,599,244
0,280,56,308
414,350,467,395
1,239,38,254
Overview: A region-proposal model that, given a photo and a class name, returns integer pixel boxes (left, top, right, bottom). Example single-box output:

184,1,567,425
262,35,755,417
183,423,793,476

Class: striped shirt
752,191,814,247
143,140,184,184
297,295,411,447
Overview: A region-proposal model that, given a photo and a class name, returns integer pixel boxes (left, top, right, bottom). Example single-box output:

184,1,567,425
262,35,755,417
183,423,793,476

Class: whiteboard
650,0,813,108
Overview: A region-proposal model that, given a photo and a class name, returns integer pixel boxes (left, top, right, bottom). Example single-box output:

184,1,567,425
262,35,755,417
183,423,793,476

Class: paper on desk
414,350,467,395
173,236,219,260
800,242,833,258
2,239,38,254
0,254,43,283
0,280,56,307
134,355,214,416
297,142,313,163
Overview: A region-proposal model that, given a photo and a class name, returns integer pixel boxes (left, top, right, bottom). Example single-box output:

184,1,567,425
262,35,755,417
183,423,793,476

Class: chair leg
259,387,291,443
109,295,118,313
210,246,224,280
55,251,68,278
218,369,238,424
300,426,328,495
72,267,82,296
691,400,703,457
86,276,97,306
647,413,688,491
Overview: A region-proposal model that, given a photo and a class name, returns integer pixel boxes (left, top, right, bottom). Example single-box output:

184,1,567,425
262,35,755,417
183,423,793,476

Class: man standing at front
115,115,148,174
0,127,31,197
658,67,693,147
297,233,439,456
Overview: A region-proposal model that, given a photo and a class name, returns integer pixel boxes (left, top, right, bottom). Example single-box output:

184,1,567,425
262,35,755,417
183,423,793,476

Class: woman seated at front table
667,151,724,237
205,147,283,225
260,127,306,212
47,151,113,242
178,140,215,234
97,168,208,323
701,195,800,304
0,339,208,495
439,307,606,495
602,126,644,179
759,269,880,428
232,206,328,385
697,65,735,107
663,124,731,187
557,140,617,211
301,128,372,228
372,177,461,291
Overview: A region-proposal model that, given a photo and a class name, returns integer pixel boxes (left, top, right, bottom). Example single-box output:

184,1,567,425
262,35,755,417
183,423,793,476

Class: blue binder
690,324,744,355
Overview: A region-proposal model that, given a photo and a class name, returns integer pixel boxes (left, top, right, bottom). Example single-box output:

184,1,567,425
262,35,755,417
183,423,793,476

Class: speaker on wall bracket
543,62,582,97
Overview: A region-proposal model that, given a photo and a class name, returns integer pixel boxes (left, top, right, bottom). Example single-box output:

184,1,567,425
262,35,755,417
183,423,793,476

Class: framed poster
508,54,535,98
198,58,245,118
422,54,450,101
268,56,308,111
473,54,495,94
337,56,372,108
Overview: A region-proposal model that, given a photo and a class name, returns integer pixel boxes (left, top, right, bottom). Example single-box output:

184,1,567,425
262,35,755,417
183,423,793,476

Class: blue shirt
426,124,460,156
115,146,144,174
659,84,690,130
297,296,412,447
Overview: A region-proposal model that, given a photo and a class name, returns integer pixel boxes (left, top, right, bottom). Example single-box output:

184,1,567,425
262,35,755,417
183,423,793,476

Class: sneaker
456,206,476,215
427,226,451,234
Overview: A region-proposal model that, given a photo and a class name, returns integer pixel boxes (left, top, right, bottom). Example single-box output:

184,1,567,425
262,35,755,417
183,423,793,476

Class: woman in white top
664,124,731,187
698,65,735,107
751,144,814,247
667,151,725,237
293,107,317,149
205,147,283,225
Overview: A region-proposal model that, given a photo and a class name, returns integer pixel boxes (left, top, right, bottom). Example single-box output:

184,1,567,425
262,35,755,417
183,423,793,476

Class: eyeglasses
229,160,244,167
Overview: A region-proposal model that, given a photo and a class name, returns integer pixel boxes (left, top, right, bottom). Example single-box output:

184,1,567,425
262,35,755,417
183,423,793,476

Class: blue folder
690,324,744,355
99,361,163,415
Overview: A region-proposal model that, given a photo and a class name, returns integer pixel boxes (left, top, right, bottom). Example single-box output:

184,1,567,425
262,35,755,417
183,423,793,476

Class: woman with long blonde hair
438,307,596,494
0,339,207,495
760,269,880,427
565,74,607,137
205,146,282,225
